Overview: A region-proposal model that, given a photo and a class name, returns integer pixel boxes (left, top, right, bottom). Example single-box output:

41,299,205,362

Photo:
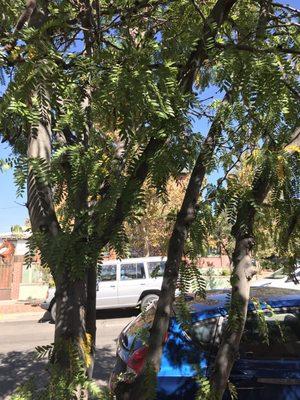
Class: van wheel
50,302,56,322
140,294,159,311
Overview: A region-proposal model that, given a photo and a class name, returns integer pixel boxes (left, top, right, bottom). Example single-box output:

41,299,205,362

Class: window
240,309,300,359
121,263,145,280
127,302,157,336
99,264,117,281
190,317,219,349
207,246,221,256
22,263,45,284
148,261,165,278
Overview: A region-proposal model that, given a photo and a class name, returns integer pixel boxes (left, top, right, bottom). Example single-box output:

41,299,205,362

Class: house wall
19,284,48,300
0,235,47,301
10,255,24,300
197,254,230,269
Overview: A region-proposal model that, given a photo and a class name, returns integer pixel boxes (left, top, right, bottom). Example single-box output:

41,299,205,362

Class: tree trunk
27,91,60,237
209,237,256,398
142,225,150,257
85,262,97,379
209,147,275,399
54,274,87,362
52,270,91,400
127,92,231,400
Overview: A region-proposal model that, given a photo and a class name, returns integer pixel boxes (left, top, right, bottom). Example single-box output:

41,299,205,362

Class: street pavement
0,309,138,399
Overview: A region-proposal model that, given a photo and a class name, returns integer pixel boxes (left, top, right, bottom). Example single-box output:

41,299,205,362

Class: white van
40,257,166,320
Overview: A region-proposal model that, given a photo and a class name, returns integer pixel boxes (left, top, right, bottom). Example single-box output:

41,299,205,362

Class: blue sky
0,0,298,232
0,145,28,232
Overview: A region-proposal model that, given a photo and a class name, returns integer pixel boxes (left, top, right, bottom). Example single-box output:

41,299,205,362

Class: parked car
251,267,300,290
110,287,300,400
40,257,166,320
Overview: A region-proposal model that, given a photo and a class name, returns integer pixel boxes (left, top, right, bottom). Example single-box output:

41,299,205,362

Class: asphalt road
0,309,138,400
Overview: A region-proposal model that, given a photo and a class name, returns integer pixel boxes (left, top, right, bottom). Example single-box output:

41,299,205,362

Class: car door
158,315,222,400
96,263,119,308
118,262,146,306
228,307,300,400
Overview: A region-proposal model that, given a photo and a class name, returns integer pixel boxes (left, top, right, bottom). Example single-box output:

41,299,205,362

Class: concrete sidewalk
0,300,44,322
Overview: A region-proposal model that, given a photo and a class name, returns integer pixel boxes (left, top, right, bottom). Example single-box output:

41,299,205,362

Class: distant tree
10,224,23,236
126,177,188,256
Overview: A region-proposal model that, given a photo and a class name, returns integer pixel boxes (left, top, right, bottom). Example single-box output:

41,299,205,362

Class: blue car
110,287,300,399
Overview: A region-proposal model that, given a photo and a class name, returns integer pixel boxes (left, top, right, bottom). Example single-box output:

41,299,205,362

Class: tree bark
85,260,97,378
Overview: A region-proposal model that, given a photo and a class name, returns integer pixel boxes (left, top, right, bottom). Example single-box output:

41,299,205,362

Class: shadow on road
96,308,139,320
0,347,115,399
37,308,139,324
94,346,116,382
0,350,47,399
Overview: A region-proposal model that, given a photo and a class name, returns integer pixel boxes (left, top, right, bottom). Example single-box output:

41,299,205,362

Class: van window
240,310,300,359
99,264,117,281
121,263,145,280
148,261,165,278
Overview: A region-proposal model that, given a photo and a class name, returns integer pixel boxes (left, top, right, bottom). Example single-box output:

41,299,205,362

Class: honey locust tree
125,177,189,257
0,0,299,399
123,1,300,399
0,0,244,397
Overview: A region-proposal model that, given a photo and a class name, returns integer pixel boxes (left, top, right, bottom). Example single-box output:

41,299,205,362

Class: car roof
184,287,300,320
101,256,166,265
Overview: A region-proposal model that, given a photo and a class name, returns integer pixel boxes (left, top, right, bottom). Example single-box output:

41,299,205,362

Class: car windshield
240,309,300,359
266,268,286,279
126,303,157,337
190,317,219,348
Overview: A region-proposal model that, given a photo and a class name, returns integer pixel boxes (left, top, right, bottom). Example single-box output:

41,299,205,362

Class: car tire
140,294,159,311
109,355,127,393
115,381,133,400
50,302,56,322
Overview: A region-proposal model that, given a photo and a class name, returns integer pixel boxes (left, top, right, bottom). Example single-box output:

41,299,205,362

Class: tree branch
15,0,37,32
272,2,300,16
215,42,300,55
96,0,239,248
27,88,60,237
190,0,206,21
178,0,238,92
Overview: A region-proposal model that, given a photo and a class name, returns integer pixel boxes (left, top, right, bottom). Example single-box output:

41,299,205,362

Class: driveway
0,309,138,399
